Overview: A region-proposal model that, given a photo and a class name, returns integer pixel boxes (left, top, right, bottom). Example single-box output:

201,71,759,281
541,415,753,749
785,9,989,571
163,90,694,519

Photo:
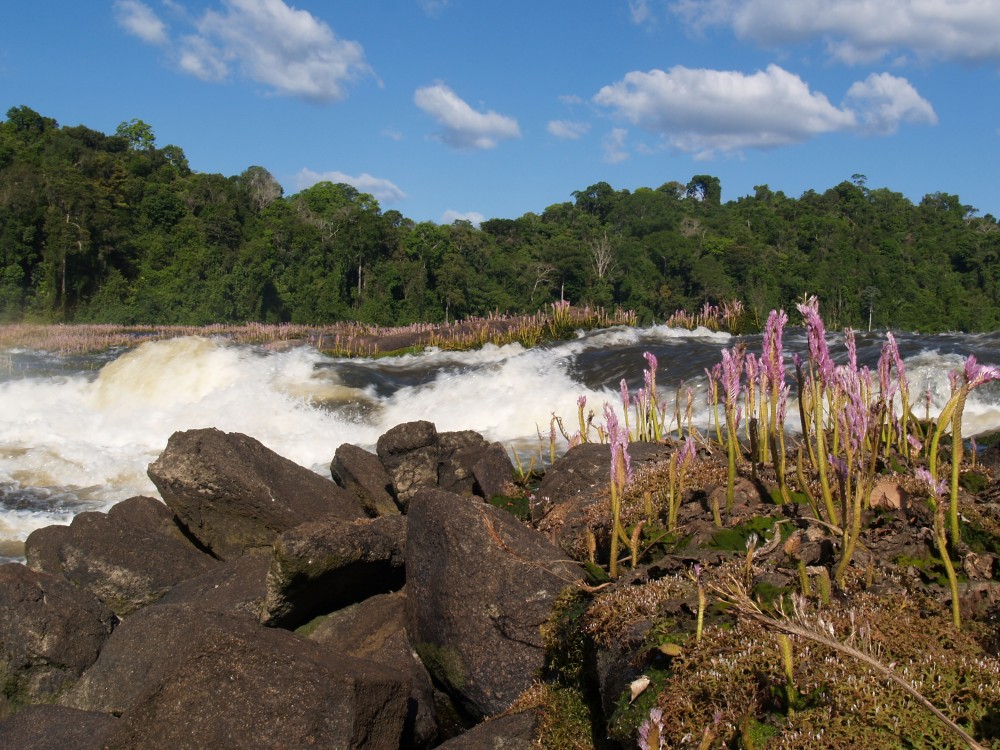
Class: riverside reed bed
551,296,1000,749
0,303,639,357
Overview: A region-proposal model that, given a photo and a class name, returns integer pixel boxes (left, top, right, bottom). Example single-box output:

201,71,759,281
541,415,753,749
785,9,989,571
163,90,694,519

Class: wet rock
331,442,401,517
25,496,218,617
261,514,407,628
406,487,584,719
377,420,441,509
307,590,439,748
148,428,366,559
0,704,117,750
0,563,115,711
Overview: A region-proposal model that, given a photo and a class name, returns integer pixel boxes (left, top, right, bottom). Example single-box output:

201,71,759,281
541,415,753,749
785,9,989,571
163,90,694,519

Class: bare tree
589,231,616,280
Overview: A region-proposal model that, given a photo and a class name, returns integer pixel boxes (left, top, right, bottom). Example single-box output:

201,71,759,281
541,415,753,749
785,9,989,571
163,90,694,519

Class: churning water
2,324,1000,559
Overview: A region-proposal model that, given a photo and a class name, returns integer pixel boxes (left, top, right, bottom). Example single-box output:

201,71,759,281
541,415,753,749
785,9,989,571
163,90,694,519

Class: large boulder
72,604,410,750
308,590,439,748
156,553,269,618
377,420,441,509
406,488,585,719
438,431,514,499
0,704,117,750
331,442,400,517
0,563,115,711
147,428,366,559
25,496,218,617
261,514,407,628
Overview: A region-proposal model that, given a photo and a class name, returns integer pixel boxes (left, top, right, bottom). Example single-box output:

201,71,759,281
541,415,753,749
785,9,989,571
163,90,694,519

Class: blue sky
2,1,999,224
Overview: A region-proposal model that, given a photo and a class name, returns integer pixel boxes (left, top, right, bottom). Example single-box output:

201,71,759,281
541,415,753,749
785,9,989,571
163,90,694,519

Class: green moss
414,642,466,690
960,471,989,494
607,666,671,744
488,493,531,521
541,588,591,685
533,683,597,750
294,613,330,637
706,515,786,552
961,519,1000,556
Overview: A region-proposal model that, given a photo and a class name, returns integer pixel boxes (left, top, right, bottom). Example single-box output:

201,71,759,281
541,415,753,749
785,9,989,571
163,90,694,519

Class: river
2,323,1000,560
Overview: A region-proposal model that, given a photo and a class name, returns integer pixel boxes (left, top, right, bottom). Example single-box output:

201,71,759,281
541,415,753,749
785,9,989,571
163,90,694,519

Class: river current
2,324,1000,560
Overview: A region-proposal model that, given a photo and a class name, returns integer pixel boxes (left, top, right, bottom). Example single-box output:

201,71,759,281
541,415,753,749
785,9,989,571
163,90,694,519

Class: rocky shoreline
1,421,999,748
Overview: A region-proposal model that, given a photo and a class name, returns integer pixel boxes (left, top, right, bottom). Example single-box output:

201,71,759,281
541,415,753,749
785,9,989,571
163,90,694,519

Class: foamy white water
2,325,999,555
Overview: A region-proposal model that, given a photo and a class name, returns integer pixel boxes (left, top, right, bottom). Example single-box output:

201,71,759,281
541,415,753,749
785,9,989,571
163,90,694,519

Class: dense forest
1,105,998,332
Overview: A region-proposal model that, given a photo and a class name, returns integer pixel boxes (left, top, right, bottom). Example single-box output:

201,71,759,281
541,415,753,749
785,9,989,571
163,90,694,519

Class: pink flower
963,355,1000,390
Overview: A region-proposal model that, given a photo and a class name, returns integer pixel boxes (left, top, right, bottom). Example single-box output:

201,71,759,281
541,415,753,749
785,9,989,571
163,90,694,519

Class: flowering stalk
605,403,633,578
667,436,696,531
577,395,589,443
916,468,962,630
720,345,745,516
796,297,839,526
929,356,1000,545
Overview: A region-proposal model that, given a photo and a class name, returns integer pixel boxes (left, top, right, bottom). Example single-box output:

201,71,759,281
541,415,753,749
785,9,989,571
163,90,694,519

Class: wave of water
1,325,999,555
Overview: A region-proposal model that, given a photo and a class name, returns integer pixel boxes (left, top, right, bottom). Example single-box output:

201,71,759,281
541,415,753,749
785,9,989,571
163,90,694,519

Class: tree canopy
1,105,998,331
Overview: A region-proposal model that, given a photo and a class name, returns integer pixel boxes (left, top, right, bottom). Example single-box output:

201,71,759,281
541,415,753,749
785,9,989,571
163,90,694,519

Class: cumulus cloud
670,0,1000,65
114,0,169,45
293,168,407,204
547,119,590,140
441,210,485,227
413,83,521,150
593,64,936,157
116,0,373,102
594,64,856,157
845,72,938,134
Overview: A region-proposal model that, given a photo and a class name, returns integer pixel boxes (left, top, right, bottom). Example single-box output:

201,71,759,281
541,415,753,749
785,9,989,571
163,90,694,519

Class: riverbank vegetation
529,300,1000,749
2,106,999,333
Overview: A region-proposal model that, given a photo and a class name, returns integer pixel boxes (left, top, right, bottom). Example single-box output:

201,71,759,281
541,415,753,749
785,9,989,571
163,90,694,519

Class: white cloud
670,0,1000,65
117,0,372,102
414,83,521,150
844,72,937,134
628,0,653,25
547,120,590,140
114,0,169,45
602,128,630,163
293,168,407,204
593,64,936,158
594,64,857,157
441,210,485,227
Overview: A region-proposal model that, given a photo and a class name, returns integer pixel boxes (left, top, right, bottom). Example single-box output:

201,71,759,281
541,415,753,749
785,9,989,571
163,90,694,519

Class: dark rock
377,420,441,509
61,604,248,715
434,708,542,749
156,553,269,618
147,428,366,559
438,431,514,499
532,442,673,560
473,441,517,500
87,606,409,750
0,563,114,710
438,430,490,495
406,488,585,719
0,704,117,750
332,442,401,516
261,514,407,628
25,496,218,617
307,590,439,748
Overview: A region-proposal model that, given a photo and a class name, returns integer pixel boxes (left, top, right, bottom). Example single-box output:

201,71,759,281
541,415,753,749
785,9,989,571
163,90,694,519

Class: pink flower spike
915,467,947,498
963,355,1000,389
